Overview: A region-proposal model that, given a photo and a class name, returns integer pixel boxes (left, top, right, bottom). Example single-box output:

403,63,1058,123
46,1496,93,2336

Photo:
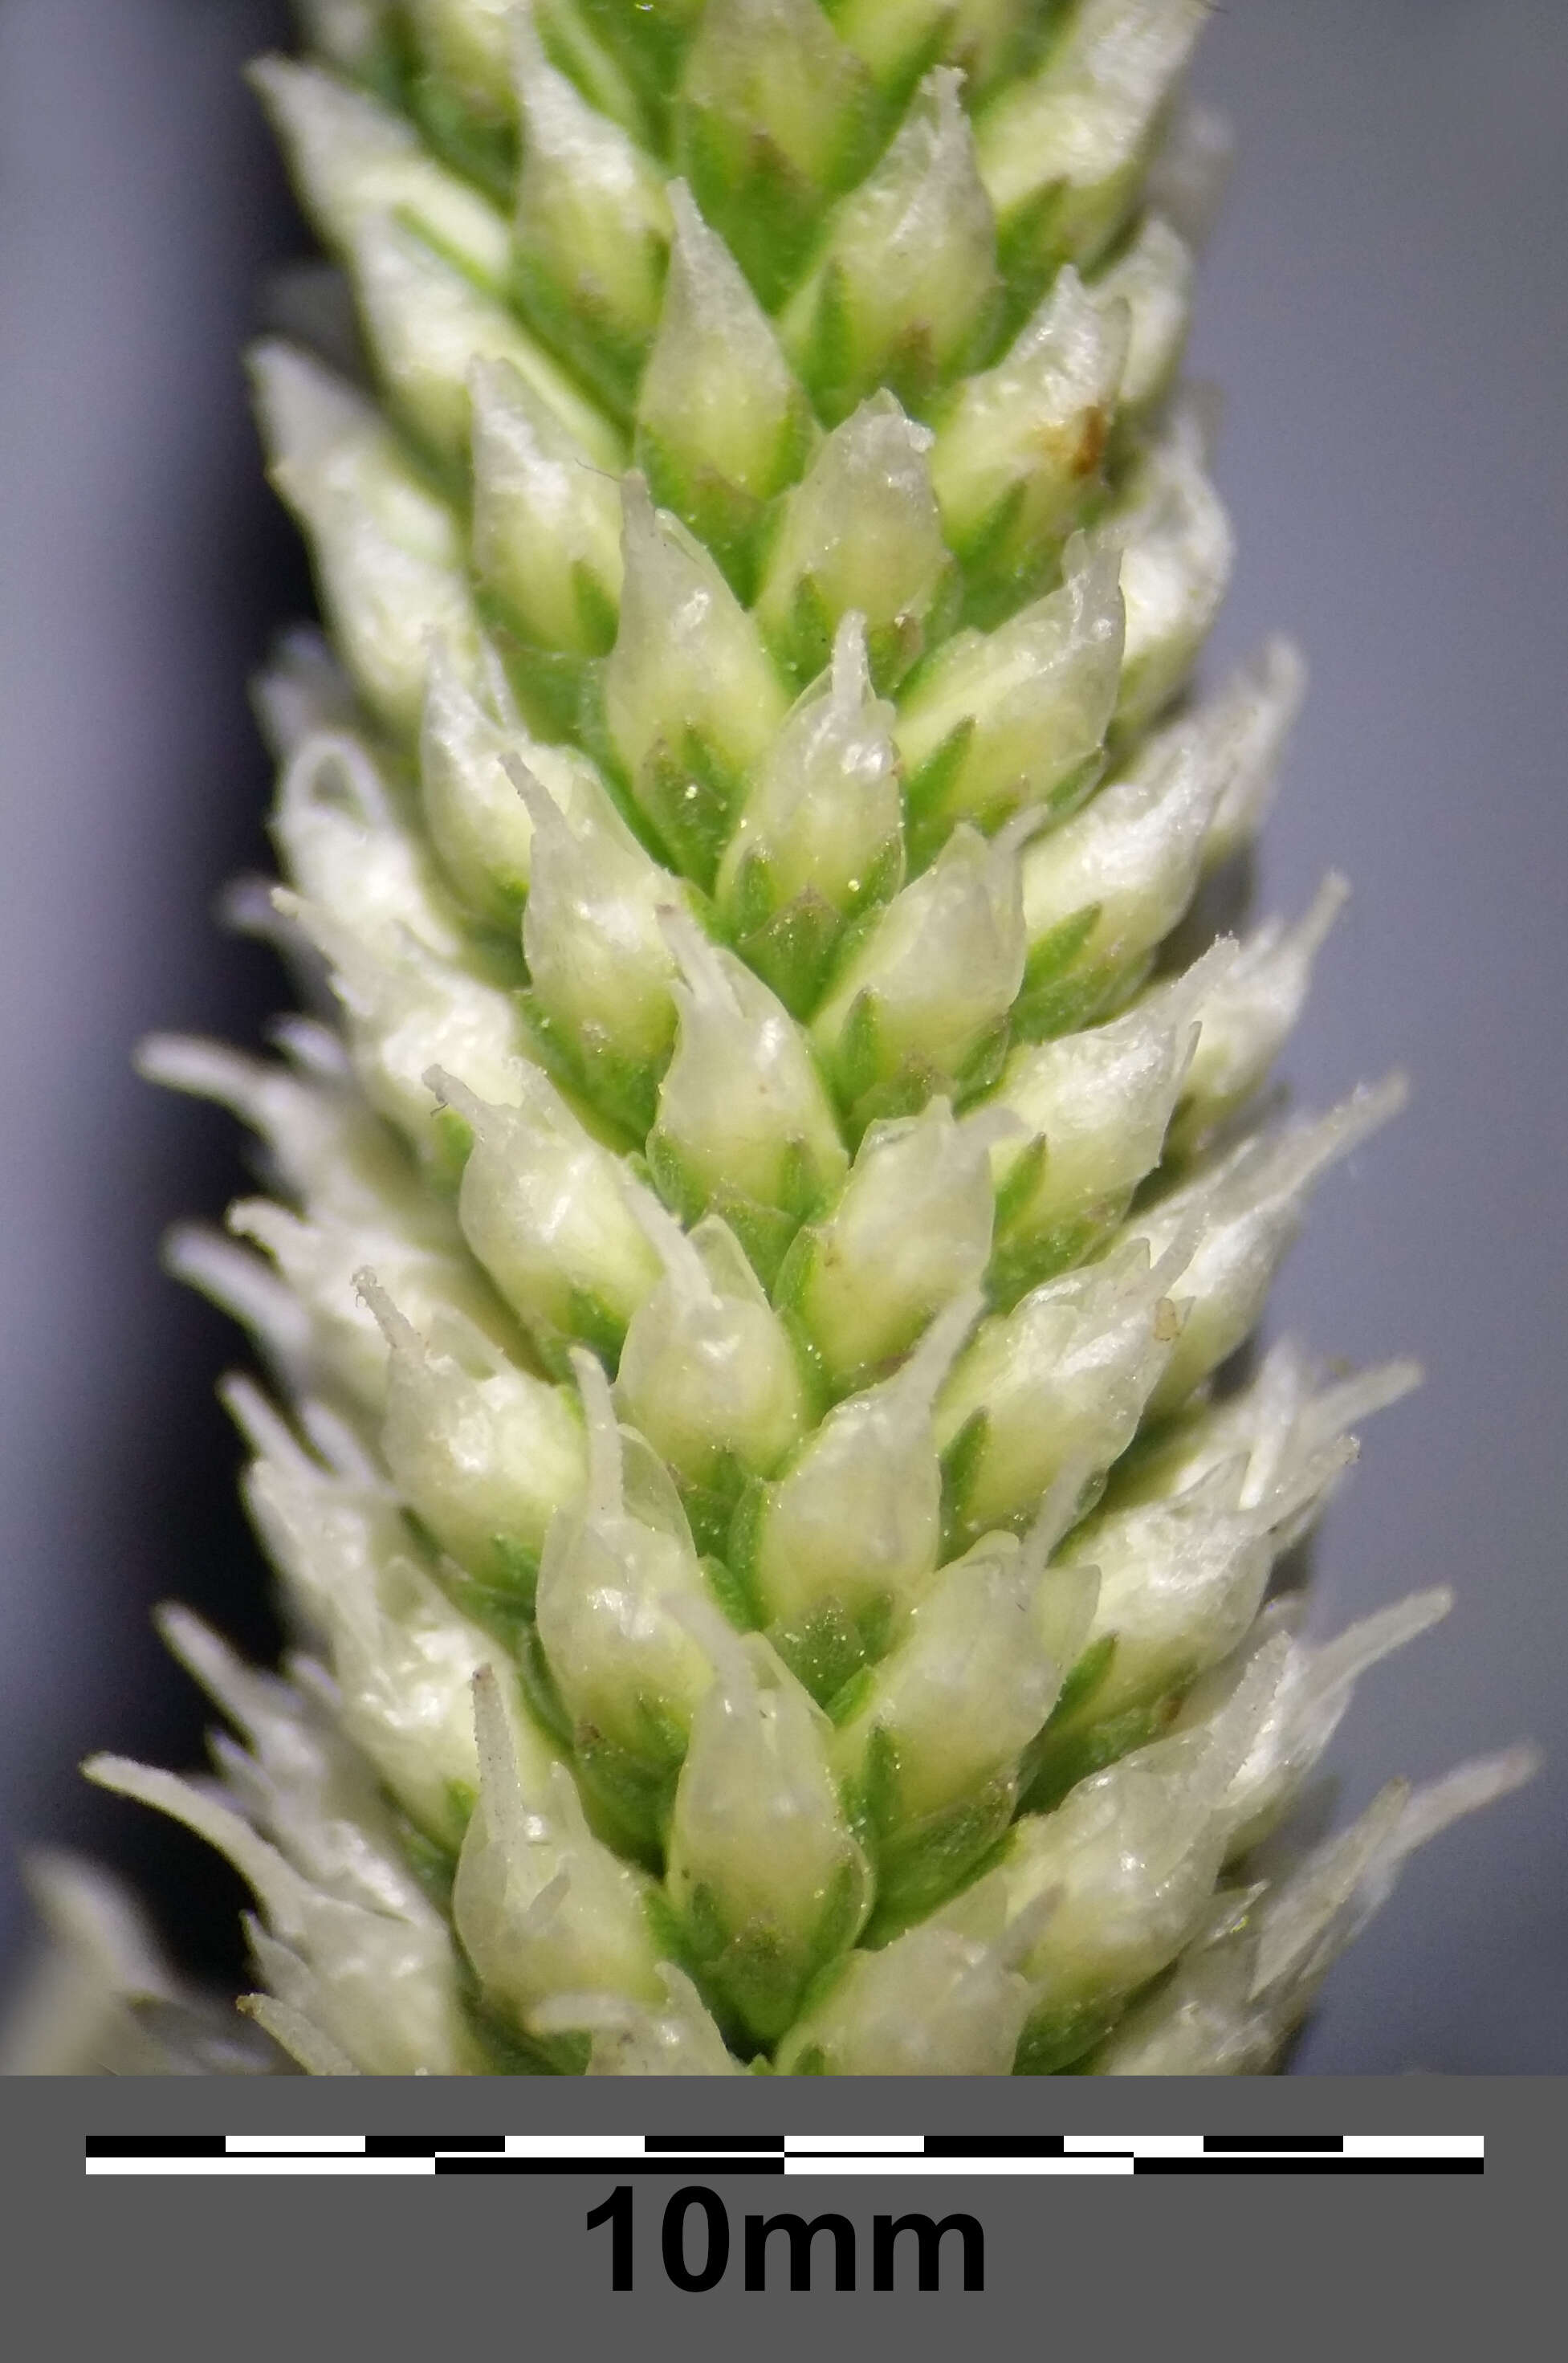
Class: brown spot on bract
1073,406,1109,479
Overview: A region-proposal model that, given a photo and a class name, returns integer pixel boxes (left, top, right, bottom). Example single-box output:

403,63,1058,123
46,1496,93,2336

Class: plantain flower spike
59,0,1530,2081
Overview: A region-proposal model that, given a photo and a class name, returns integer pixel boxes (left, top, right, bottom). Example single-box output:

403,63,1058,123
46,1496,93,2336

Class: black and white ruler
85,2130,1483,2177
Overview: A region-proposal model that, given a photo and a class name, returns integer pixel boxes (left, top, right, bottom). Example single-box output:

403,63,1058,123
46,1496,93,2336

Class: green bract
62,0,1535,2080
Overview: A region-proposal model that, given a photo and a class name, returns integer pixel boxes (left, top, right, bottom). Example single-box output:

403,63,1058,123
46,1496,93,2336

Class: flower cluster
37,0,1533,2076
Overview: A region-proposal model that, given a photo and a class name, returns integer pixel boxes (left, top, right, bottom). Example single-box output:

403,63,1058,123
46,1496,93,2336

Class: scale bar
84,2132,1485,2179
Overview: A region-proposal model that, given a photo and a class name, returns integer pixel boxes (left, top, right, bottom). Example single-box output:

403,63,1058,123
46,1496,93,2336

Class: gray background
1,0,1563,2068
